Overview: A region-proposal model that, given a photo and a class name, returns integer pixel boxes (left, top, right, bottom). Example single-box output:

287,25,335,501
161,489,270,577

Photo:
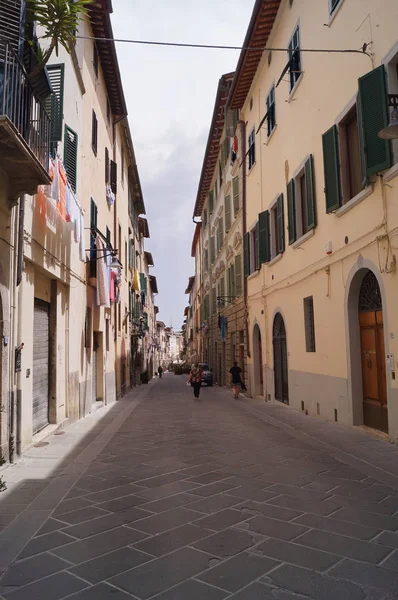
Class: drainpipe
239,118,250,389
9,194,21,463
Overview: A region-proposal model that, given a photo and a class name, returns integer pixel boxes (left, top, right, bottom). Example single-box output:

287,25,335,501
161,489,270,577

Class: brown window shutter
110,160,117,194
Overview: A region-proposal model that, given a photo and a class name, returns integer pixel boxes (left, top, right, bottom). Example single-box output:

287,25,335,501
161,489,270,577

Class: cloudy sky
111,0,254,329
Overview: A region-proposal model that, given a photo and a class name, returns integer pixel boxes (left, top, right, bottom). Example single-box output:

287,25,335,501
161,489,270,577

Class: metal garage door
92,348,97,404
33,299,50,434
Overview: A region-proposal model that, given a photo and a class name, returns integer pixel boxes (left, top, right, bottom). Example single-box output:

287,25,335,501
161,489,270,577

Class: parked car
199,363,213,386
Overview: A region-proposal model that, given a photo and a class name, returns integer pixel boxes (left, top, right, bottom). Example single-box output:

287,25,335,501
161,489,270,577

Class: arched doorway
273,313,289,404
358,271,387,432
252,324,263,396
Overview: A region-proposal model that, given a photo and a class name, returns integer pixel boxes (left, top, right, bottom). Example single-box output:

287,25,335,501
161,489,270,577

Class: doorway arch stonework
345,258,390,433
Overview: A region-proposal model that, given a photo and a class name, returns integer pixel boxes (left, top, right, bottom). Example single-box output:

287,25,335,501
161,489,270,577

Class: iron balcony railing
0,39,50,170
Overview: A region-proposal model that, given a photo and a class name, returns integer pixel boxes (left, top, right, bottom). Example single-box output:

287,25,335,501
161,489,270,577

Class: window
266,85,276,136
232,176,240,216
219,161,223,188
118,224,122,265
84,307,91,348
93,42,99,78
91,109,98,155
203,208,208,229
64,125,78,192
303,296,316,352
110,160,117,194
105,147,110,183
244,232,250,277
217,217,224,254
204,248,209,273
121,145,125,184
385,49,398,164
288,24,301,92
90,199,98,277
269,194,285,259
46,64,65,147
249,224,260,273
209,190,214,214
212,287,217,315
225,195,231,233
105,317,110,352
210,236,215,264
329,0,341,14
228,263,236,299
106,226,111,246
287,155,316,244
339,104,363,202
248,128,256,170
235,254,242,296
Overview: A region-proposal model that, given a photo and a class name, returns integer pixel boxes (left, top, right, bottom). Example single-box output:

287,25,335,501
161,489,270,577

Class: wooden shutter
140,273,147,293
244,233,250,277
287,179,296,244
46,64,64,143
110,160,117,194
225,195,231,232
209,190,214,213
277,194,285,254
304,155,316,230
212,287,216,314
322,125,341,213
105,147,109,183
232,176,240,216
256,221,260,270
231,263,236,298
259,210,270,264
219,217,224,249
220,277,225,299
235,254,242,296
223,137,229,167
91,110,98,155
210,236,215,263
64,125,78,192
358,65,392,176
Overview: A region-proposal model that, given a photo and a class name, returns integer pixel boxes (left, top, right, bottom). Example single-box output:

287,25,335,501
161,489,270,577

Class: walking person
229,361,242,400
188,363,203,401
158,365,163,379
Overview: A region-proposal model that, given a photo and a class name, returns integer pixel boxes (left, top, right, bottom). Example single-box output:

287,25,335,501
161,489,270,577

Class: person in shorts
229,361,242,400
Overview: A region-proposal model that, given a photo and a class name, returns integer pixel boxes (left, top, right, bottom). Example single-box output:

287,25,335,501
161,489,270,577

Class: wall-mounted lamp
378,94,398,140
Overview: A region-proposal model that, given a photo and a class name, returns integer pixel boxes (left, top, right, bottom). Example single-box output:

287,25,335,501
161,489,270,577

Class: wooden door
358,271,387,433
273,313,289,404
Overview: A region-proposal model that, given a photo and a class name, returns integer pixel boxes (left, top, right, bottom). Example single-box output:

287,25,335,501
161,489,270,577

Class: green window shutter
322,125,341,213
210,236,215,263
256,221,260,270
64,125,78,192
243,232,250,277
209,190,214,213
287,179,296,244
231,263,236,298
220,277,225,299
304,154,316,230
90,198,97,229
219,217,224,248
46,64,64,143
139,273,147,293
225,195,231,232
357,92,369,189
232,176,240,216
223,137,229,167
358,65,392,176
110,160,117,194
212,287,216,314
235,254,242,296
259,210,270,264
277,194,285,254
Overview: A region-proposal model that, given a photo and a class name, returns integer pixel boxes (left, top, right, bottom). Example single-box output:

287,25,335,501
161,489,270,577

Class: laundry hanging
96,235,110,308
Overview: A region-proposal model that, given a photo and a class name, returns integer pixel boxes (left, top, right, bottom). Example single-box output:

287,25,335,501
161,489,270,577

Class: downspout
9,195,20,463
239,118,250,388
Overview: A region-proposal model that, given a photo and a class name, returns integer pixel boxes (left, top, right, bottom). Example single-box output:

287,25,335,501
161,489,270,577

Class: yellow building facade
227,0,398,438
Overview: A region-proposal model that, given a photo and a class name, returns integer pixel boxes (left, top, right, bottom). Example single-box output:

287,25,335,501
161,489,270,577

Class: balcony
0,40,51,202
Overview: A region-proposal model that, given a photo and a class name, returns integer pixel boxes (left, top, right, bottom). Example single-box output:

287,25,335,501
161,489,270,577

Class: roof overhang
185,275,195,294
150,275,158,294
227,0,282,110
184,306,189,316
154,305,159,314
157,320,166,328
191,223,201,257
138,217,150,238
193,72,235,217
88,0,128,117
144,251,154,266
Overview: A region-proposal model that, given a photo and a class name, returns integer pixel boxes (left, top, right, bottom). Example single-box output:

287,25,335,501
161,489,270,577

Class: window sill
247,269,260,281
327,0,345,27
335,185,374,217
292,228,314,249
268,253,283,267
287,73,304,103
383,162,398,183
264,125,277,146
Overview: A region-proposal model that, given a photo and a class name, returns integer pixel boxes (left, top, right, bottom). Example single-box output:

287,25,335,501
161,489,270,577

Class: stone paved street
1,375,398,598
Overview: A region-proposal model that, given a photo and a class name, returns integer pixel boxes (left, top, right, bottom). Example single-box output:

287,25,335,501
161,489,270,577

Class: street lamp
378,94,398,140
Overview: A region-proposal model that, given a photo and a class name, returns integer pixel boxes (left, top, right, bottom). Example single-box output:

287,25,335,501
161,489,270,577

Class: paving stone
237,501,303,522
293,512,381,541
329,494,398,516
52,525,146,564
187,493,242,514
381,550,398,572
97,494,148,512
328,558,398,592
34,518,68,537
246,515,308,541
136,472,186,488
137,480,201,500
135,523,212,557
190,481,238,497
266,495,342,516
226,487,278,503
19,530,76,559
194,509,247,531
148,578,228,600
255,537,340,571
140,493,199,513
110,546,213,599
294,528,391,564
227,582,297,599
76,476,134,493
263,563,366,600
53,506,110,526
193,527,256,557
197,552,279,592
331,507,398,531
83,484,146,503
62,583,135,599
265,483,329,502
132,507,203,535
53,497,93,516
70,546,151,583
177,463,224,477
374,531,398,548
63,507,152,539
0,553,70,588
2,571,88,600
189,471,230,485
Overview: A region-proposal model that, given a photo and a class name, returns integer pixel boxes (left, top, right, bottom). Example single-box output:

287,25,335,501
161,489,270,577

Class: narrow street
1,376,398,599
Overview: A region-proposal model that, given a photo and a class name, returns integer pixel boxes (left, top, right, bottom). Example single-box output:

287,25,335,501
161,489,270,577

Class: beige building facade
227,0,398,438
